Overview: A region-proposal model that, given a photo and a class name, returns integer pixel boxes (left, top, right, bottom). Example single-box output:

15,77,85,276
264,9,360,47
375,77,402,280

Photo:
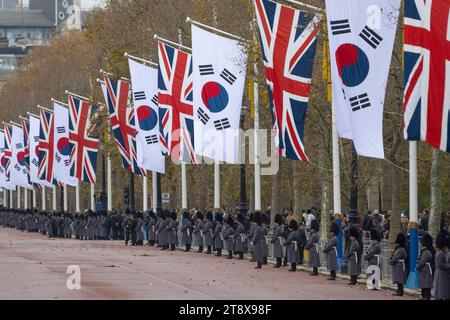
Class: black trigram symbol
220,69,237,85
350,93,371,112
64,159,70,167
134,91,146,101
32,159,39,167
57,126,66,134
199,64,214,76
151,95,159,106
214,118,231,131
55,154,62,163
34,136,39,142
330,19,351,35
145,135,158,145
198,108,210,125
359,26,383,49
16,143,23,149
14,164,20,171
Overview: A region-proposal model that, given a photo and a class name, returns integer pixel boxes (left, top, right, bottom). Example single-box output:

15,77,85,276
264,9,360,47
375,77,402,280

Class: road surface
0,227,412,300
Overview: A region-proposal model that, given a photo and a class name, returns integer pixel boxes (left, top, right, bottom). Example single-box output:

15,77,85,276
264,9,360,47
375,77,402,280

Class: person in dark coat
416,234,435,300
364,229,382,289
157,211,169,250
297,222,307,265
261,214,269,265
181,211,192,252
433,231,450,300
323,223,339,280
147,211,157,246
213,213,224,256
204,212,214,254
271,214,284,268
283,219,299,272
252,212,264,269
234,214,246,260
135,212,144,246
223,216,235,259
167,211,178,251
306,219,320,276
345,227,360,285
248,213,256,261
389,233,408,296
193,211,204,253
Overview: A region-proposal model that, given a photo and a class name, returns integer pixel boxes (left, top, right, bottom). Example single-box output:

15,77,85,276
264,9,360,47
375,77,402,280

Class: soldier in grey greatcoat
271,214,284,268
365,229,382,289
234,214,246,260
261,214,269,265
167,211,178,251
193,212,204,252
181,211,193,252
389,233,407,296
251,212,264,269
147,211,157,246
323,223,339,280
433,231,450,300
248,213,256,261
135,213,145,246
213,213,224,256
345,227,360,285
157,211,169,250
223,216,235,259
283,219,299,272
204,212,214,254
416,234,435,300
306,220,320,276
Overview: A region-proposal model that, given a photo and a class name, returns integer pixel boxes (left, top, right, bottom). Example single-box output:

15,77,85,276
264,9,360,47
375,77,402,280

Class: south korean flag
192,25,247,164
325,0,400,159
11,124,33,189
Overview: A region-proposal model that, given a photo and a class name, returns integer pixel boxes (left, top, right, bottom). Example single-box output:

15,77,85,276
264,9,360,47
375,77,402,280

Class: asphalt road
0,228,412,300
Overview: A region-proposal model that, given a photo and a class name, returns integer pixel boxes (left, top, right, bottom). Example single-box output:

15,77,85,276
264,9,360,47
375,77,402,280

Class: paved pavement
0,228,412,300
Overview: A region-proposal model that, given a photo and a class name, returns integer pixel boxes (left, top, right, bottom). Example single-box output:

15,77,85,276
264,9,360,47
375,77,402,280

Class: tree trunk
199,164,207,211
270,162,281,226
292,161,302,221
430,148,443,239
389,164,401,250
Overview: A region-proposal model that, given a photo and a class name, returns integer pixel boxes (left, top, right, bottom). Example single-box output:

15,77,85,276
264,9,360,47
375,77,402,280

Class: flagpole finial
186,17,191,23
153,34,158,40
64,90,69,95
124,52,129,58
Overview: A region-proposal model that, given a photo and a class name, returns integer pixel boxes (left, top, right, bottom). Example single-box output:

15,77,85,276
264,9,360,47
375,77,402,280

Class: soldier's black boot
327,270,336,280
226,251,233,259
263,257,268,265
198,246,203,253
347,276,357,285
393,284,404,296
216,249,222,257
310,267,319,276
186,243,191,252
283,254,288,267
274,258,282,268
238,252,244,260
255,261,262,269
206,246,212,254
289,263,297,272
170,244,176,251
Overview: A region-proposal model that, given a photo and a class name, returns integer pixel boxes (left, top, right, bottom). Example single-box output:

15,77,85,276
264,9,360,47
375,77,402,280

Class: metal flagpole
3,189,7,209
32,188,36,208
17,186,21,209
178,28,188,211
252,20,261,213
41,187,46,210
214,162,220,210
285,0,323,12
63,184,68,211
75,183,80,212
332,103,343,267
152,171,157,212
10,189,14,209
153,34,192,52
52,186,56,211
91,183,95,211
107,157,112,211
406,141,420,288
143,175,148,212
24,187,28,209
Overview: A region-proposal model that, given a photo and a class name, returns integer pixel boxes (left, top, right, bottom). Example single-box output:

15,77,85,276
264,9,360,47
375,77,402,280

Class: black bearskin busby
196,211,204,220
436,230,450,249
249,212,255,223
170,211,177,220
274,213,283,226
254,212,262,226
421,233,434,250
215,213,223,223
206,211,213,222
330,223,339,236
182,211,190,220
237,213,245,224
370,229,381,242
288,219,299,231
310,219,319,232
226,216,234,226
262,213,270,225
395,233,406,248
349,226,359,239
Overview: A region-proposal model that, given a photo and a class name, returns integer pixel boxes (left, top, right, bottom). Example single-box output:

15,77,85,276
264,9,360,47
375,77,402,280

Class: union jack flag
38,109,56,185
158,42,197,164
103,76,145,175
21,119,30,174
68,96,99,184
3,125,13,182
404,0,450,152
254,0,321,161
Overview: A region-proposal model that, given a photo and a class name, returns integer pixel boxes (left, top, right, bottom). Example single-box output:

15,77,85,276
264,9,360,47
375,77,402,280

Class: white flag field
192,25,247,164
11,124,32,189
128,59,165,174
325,0,401,159
29,115,52,187
0,130,15,190
53,102,78,186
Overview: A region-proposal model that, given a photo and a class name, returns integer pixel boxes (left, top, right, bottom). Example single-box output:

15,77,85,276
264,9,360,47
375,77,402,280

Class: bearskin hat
349,226,360,239
170,211,177,220
249,212,255,222
262,213,270,225
182,211,190,220
370,229,381,242
237,213,245,223
253,212,262,226
215,213,223,223
330,223,340,236
226,216,234,226
196,211,204,220
289,219,299,231
310,219,320,232
421,233,434,250
206,211,213,221
436,230,450,249
274,213,283,226
395,233,406,248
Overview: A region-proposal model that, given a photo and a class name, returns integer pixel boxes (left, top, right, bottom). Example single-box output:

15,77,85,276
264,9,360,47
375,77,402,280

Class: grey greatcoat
233,224,245,253
251,225,263,262
271,226,284,259
248,223,256,253
223,226,235,252
283,230,299,263
147,217,156,241
213,223,223,250
261,225,269,258
157,219,169,246
365,242,382,267
135,219,145,242
167,219,178,245
345,239,360,276
322,235,339,271
193,220,204,247
416,248,434,289
433,250,450,300
181,218,192,244
204,221,213,247
389,246,407,284
306,232,320,268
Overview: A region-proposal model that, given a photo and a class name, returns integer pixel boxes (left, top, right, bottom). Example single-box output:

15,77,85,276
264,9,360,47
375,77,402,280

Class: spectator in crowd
420,209,429,233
